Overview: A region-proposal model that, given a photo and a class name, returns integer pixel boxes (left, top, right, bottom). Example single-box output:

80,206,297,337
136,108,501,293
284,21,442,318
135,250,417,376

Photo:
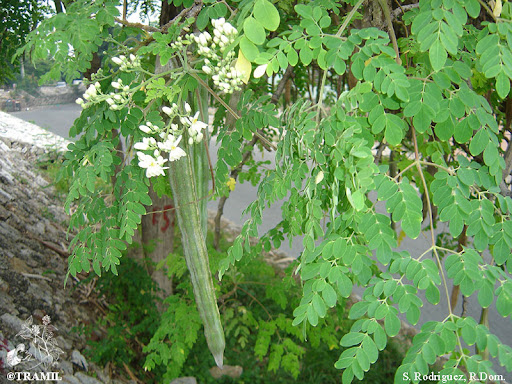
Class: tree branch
114,18,160,32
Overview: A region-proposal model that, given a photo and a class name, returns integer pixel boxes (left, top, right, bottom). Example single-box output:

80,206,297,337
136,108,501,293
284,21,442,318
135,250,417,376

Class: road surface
10,104,511,381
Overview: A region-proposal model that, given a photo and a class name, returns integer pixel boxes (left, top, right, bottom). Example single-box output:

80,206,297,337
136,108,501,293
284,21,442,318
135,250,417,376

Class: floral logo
6,315,64,371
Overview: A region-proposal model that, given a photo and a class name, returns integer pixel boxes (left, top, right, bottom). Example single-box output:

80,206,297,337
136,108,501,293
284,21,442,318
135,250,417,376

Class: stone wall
1,85,84,111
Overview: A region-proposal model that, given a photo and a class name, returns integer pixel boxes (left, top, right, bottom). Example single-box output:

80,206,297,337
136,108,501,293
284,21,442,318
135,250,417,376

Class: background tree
0,0,47,85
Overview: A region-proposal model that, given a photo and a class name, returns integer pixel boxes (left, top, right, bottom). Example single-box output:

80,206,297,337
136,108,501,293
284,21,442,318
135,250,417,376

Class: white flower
162,106,174,116
83,84,97,100
220,35,229,45
134,137,156,150
137,152,168,178
159,135,187,161
75,98,84,105
254,64,268,78
139,124,151,133
169,142,186,162
186,112,208,135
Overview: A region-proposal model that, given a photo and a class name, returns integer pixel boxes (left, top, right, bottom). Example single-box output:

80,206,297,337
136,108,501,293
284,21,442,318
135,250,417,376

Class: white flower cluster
133,103,208,178
170,35,191,50
105,79,130,111
171,18,243,94
75,78,131,111
134,121,186,177
75,82,101,109
199,18,243,94
178,102,208,144
112,54,141,71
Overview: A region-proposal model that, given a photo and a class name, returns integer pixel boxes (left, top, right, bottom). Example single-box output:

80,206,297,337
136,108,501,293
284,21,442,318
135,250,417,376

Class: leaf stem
315,0,366,125
411,126,469,369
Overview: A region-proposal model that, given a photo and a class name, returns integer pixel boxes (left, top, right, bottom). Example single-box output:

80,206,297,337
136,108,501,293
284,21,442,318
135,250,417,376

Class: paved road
10,104,511,381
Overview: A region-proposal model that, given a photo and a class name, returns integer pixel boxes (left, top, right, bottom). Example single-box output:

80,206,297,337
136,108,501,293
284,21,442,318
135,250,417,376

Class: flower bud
139,124,151,133
112,57,122,65
162,106,173,116
254,64,268,79
185,102,192,114
199,34,208,46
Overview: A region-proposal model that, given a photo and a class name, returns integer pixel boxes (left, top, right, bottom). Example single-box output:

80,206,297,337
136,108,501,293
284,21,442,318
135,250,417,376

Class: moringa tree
18,0,512,382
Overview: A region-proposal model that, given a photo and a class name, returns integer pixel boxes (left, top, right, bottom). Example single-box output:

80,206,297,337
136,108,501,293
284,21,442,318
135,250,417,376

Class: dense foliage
82,231,410,383
18,0,512,382
0,0,47,84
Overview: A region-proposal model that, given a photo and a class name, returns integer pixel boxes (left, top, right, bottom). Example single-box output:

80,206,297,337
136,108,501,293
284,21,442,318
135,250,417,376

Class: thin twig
21,273,52,282
271,66,294,104
377,0,402,65
391,3,418,19
411,127,453,314
411,125,469,370
213,69,294,249
237,286,273,320
36,238,69,257
476,0,497,21
315,0,366,125
123,362,144,384
189,72,277,151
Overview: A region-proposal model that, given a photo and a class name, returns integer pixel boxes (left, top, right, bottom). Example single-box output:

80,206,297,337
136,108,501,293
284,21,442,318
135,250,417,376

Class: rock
0,277,8,293
9,257,31,274
56,335,73,351
170,377,197,384
58,360,74,375
209,365,243,379
71,349,88,371
75,372,102,384
0,313,24,333
0,187,13,201
62,375,82,384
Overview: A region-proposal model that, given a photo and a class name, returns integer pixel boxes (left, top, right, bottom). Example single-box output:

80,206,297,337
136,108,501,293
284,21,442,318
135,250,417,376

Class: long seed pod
168,150,225,368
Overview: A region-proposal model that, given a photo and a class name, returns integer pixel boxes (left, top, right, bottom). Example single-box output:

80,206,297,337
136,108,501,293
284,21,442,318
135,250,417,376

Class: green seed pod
169,151,225,368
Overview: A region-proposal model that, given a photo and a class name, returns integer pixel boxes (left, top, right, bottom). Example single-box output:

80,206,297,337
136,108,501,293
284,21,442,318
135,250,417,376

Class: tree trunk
140,186,176,297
